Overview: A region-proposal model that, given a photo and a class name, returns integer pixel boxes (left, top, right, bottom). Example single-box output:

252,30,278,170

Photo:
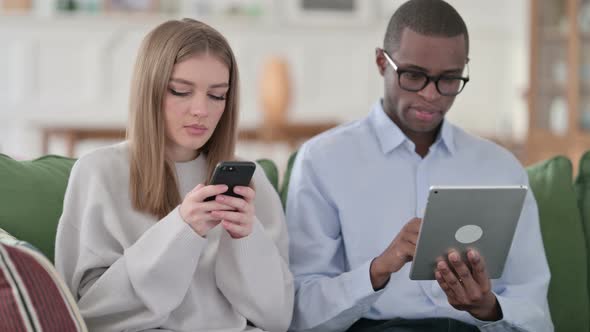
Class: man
286,0,553,331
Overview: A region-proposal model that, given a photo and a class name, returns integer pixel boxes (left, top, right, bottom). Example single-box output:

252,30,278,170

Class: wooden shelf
528,0,590,168
538,87,566,96
539,28,568,42
580,84,590,95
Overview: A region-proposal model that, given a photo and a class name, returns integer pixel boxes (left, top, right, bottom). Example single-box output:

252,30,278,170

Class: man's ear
375,48,387,76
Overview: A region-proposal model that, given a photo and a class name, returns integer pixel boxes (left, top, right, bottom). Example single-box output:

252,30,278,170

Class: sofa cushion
576,150,590,299
0,154,76,263
280,151,298,209
257,158,279,192
527,156,590,332
0,227,87,331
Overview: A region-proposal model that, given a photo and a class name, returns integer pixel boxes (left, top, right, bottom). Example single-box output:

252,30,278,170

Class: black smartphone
204,161,256,201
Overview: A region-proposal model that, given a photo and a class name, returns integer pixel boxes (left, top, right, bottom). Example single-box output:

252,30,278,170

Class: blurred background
0,0,584,172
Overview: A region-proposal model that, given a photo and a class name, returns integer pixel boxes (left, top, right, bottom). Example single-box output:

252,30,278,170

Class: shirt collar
370,100,406,155
369,100,456,156
437,119,456,155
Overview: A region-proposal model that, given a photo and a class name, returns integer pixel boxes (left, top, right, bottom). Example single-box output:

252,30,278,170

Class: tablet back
409,186,527,280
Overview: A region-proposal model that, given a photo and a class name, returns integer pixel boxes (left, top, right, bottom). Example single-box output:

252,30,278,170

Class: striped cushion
0,230,87,331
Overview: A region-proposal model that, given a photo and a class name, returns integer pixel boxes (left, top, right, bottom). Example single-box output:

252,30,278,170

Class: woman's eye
209,94,226,101
169,88,190,97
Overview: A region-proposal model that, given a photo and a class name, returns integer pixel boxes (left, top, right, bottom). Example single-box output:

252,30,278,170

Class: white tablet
409,185,527,280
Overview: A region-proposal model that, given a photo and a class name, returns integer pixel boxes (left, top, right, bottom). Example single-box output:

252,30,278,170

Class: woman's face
163,53,230,162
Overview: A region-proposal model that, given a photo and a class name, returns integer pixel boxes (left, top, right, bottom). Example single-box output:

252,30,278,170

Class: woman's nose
189,94,208,117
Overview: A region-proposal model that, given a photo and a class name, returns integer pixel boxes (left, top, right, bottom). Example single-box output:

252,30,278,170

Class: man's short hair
384,0,469,56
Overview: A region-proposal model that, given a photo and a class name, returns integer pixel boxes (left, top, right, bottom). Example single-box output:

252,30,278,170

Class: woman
55,19,293,332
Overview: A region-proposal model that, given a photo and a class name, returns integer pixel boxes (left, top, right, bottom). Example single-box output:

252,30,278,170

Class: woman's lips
185,125,207,135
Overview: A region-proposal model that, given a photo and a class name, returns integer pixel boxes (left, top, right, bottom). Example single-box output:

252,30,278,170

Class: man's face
377,28,468,135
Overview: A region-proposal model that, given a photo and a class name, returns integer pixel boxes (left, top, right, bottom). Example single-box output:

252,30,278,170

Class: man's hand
370,218,422,290
435,249,502,321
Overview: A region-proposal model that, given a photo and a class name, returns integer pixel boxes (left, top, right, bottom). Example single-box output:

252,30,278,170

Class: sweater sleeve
215,165,295,332
55,156,207,332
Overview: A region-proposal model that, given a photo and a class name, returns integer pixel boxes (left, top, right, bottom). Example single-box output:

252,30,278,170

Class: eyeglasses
380,48,469,96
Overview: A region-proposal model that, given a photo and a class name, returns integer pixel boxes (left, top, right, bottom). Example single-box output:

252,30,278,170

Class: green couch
1,151,589,332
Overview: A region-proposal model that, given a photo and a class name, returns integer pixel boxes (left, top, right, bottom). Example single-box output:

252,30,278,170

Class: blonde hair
127,18,239,219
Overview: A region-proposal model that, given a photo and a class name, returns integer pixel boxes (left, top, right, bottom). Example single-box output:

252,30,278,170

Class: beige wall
0,0,529,159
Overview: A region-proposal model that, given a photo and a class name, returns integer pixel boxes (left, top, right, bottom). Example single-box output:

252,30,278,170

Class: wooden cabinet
528,0,590,170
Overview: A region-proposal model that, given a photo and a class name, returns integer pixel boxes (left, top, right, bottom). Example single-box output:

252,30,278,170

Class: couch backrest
256,158,279,192
0,154,76,263
576,150,590,312
2,150,589,331
527,156,590,332
280,151,298,208
0,154,280,263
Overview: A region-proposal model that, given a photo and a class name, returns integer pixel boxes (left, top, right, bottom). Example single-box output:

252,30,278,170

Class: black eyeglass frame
380,48,470,96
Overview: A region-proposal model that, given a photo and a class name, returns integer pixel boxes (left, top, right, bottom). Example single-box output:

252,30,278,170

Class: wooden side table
41,127,126,157
40,122,339,157
238,122,339,149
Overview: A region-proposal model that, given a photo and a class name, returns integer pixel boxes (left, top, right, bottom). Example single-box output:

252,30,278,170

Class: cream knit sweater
55,142,294,332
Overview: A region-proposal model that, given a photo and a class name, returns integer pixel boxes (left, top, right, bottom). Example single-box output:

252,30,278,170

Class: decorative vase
259,56,291,138
2,0,32,12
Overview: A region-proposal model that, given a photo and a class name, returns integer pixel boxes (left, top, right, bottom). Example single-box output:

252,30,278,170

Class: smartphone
204,161,256,201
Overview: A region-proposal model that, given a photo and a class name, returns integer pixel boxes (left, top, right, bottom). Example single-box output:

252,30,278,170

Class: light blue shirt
286,101,553,332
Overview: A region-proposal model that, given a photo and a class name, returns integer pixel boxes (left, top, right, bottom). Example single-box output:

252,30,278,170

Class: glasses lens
438,78,465,96
399,71,428,91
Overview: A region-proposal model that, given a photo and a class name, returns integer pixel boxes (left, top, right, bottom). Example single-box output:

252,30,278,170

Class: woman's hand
210,186,256,239
179,184,235,237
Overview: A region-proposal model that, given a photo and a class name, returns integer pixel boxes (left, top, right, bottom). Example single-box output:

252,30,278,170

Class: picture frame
180,0,272,19
283,0,374,26
103,0,159,13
